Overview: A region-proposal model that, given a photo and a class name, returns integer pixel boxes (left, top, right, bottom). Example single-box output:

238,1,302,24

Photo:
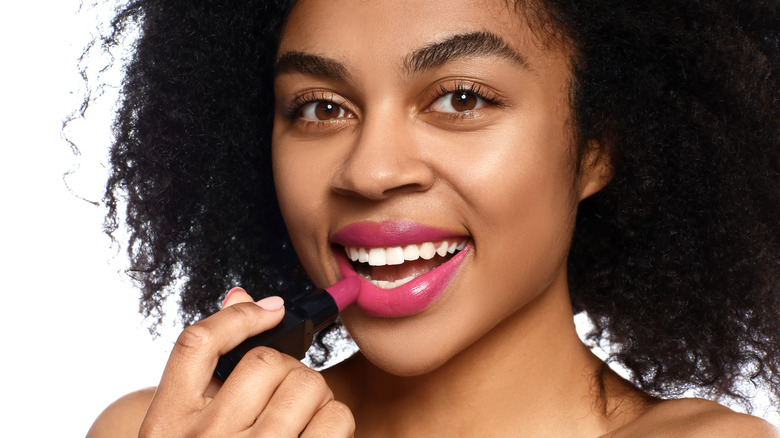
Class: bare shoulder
606,398,780,438
86,387,156,438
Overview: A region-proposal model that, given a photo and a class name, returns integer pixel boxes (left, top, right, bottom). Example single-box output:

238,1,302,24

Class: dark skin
88,0,780,436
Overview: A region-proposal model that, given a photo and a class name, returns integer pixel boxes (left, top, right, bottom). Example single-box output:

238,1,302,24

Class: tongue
370,256,451,282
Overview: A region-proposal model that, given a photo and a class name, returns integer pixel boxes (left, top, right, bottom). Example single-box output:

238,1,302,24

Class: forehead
279,0,546,68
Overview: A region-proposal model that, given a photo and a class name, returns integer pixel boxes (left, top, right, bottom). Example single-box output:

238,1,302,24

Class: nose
330,115,434,200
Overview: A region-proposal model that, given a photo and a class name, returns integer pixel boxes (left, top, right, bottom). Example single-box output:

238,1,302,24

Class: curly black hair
101,0,780,411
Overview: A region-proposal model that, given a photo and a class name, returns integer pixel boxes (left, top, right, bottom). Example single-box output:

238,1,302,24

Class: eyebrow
402,31,528,75
276,51,352,82
275,31,527,81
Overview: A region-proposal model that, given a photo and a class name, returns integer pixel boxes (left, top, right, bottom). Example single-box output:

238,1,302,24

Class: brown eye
451,92,478,111
314,102,339,119
299,101,348,121
430,91,485,113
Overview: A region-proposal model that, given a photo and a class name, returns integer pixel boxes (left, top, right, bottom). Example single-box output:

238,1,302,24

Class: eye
298,101,349,121
429,91,486,113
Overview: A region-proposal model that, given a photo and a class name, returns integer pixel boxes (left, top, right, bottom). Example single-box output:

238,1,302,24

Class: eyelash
281,80,503,123
281,90,348,121
430,81,503,110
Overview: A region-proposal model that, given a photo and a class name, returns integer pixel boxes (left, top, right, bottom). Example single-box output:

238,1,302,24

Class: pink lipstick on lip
333,220,471,318
332,220,462,247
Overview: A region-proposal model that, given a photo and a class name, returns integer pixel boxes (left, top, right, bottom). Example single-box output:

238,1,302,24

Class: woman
88,0,780,435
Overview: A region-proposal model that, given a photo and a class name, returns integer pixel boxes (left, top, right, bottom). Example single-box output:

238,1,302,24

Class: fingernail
222,287,246,307
256,296,284,311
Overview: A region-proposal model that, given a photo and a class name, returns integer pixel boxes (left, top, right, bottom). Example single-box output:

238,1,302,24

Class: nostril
383,181,432,196
331,172,435,200
329,145,435,200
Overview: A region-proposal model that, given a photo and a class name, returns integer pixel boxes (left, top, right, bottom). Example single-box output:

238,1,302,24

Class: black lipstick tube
213,288,338,382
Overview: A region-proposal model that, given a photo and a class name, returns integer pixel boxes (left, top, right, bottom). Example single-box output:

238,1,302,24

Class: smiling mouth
341,239,469,289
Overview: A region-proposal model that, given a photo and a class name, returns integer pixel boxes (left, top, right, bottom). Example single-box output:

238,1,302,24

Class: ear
576,138,613,201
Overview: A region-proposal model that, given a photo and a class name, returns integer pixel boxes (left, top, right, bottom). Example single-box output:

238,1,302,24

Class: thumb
221,287,254,308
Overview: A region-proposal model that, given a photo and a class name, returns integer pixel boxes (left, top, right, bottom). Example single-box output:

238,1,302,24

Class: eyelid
281,89,354,121
426,80,504,111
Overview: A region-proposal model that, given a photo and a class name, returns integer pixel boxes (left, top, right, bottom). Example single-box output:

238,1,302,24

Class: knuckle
175,324,213,353
243,346,286,369
305,401,356,438
323,400,355,426
223,301,257,320
288,366,329,394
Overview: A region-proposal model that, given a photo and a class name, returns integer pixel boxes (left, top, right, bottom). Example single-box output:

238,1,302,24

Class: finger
204,347,305,431
250,366,335,437
223,288,286,311
300,400,356,438
154,298,286,410
222,286,255,308
203,376,222,399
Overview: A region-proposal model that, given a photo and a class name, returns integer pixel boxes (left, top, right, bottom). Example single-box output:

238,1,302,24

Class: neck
326,271,648,437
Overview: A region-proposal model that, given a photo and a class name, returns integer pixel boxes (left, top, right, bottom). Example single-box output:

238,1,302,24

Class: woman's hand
139,288,355,437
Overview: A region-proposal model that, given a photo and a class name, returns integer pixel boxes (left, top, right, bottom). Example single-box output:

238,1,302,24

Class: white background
1,2,177,436
0,2,777,436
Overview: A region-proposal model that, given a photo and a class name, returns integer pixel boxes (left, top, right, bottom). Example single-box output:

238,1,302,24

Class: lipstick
332,220,461,247
335,244,470,318
332,220,471,318
213,276,360,381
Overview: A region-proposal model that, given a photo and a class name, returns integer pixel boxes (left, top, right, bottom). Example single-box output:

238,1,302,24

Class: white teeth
403,244,420,261
343,239,468,268
385,246,405,265
368,248,386,266
394,275,415,286
436,241,448,257
419,242,436,260
345,240,468,289
359,274,416,289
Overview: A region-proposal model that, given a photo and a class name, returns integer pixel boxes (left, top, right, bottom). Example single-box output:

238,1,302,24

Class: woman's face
272,0,606,375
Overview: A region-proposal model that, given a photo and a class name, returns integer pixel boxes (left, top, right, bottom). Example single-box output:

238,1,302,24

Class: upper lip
331,220,465,247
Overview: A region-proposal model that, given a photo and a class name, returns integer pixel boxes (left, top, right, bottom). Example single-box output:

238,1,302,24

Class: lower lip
334,243,471,318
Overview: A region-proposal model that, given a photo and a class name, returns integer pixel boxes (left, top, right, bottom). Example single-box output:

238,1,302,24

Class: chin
362,343,456,377
340,311,474,377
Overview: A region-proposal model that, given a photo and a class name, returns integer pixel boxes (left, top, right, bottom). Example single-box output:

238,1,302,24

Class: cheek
271,134,334,269
272,125,350,214
435,112,578,231
434,112,579,298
